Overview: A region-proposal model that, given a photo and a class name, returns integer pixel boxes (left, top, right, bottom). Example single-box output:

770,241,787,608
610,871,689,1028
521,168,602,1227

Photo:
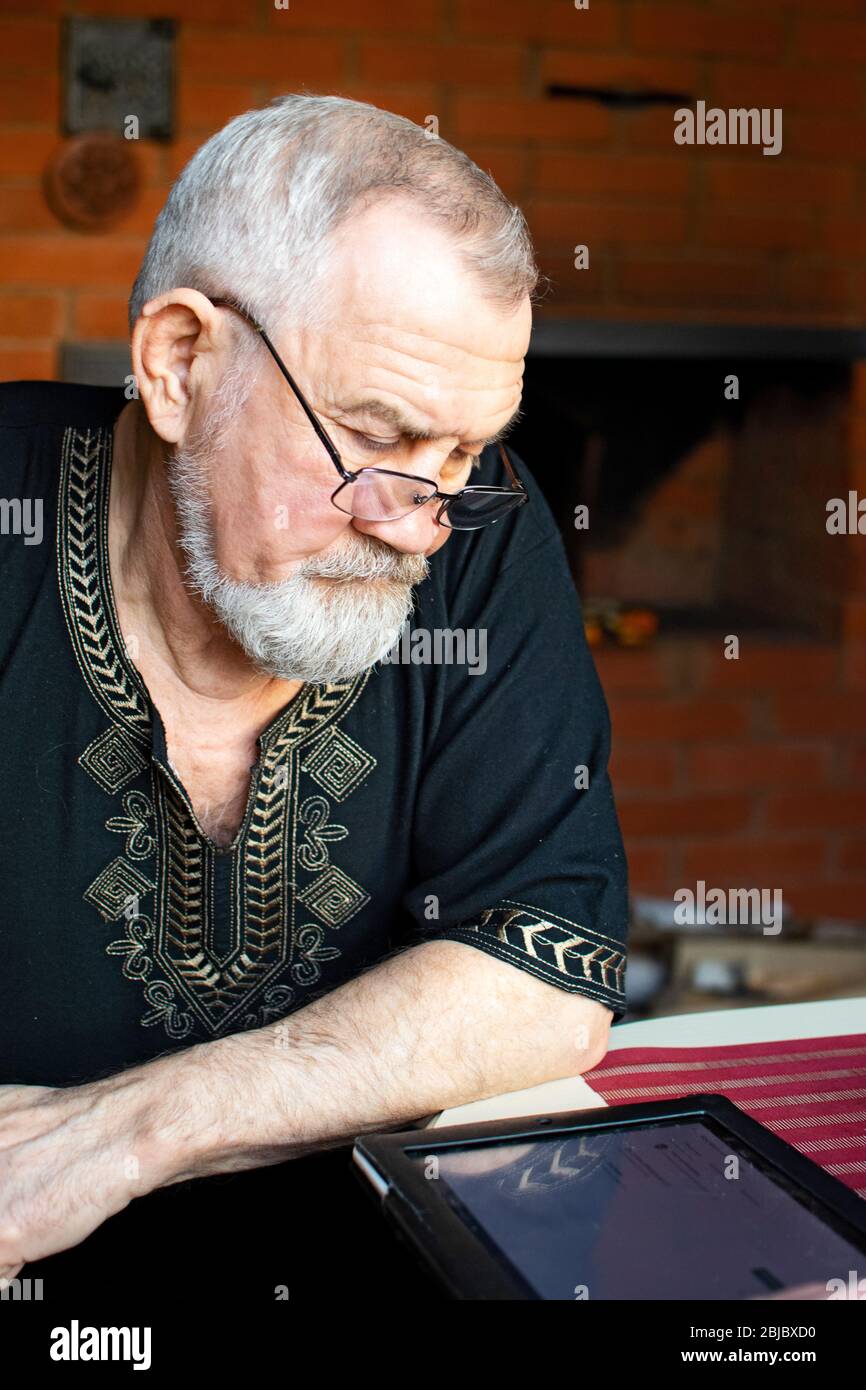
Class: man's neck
107,402,301,720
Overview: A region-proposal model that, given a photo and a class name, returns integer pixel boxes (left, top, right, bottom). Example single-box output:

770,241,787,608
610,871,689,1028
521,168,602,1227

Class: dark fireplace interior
509,351,852,642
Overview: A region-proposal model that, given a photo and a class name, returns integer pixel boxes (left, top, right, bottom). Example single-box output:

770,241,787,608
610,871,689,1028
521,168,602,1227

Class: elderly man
0,94,627,1280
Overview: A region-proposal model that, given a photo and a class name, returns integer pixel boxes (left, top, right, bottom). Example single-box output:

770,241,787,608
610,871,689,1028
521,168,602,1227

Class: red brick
0,129,58,177
533,256,606,305
624,841,675,886
111,186,169,236
618,794,752,837
593,647,670,694
0,236,143,289
792,18,866,62
783,881,866,921
700,212,816,254
611,697,752,741
274,0,439,32
625,106,694,151
681,835,829,883
462,145,527,199
320,84,440,127
72,294,131,340
534,151,689,199
0,187,57,233
852,364,866,412
456,0,620,45
78,0,257,19
539,51,698,94
707,62,863,113
823,217,866,259
686,742,832,792
842,641,866,691
617,258,769,309
180,31,344,84
770,693,866,737
528,200,687,248
359,41,523,87
0,73,59,122
609,743,679,792
691,643,838,692
177,82,260,133
765,789,866,832
453,96,610,143
784,116,866,160
838,837,866,873
777,264,856,317
0,292,64,338
630,6,784,58
704,161,856,213
0,345,55,379
0,20,58,71
843,600,866,641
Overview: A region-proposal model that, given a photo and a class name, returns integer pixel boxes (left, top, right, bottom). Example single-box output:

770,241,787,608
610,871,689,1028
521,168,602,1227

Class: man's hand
0,1077,157,1283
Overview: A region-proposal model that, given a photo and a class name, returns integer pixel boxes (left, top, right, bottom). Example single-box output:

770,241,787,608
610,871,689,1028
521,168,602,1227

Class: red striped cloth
585,1031,866,1200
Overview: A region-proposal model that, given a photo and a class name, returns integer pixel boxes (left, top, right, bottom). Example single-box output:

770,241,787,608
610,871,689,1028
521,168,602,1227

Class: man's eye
349,432,480,468
353,432,398,454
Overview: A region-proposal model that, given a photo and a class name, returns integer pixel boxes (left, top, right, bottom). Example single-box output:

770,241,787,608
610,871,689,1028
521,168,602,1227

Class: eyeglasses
209,296,529,531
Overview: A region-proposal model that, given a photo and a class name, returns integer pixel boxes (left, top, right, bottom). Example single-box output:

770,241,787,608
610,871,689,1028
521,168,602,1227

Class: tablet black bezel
352,1093,866,1300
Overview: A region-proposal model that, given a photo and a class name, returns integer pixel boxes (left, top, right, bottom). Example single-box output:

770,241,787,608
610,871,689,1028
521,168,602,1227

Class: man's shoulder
429,443,566,607
0,380,126,432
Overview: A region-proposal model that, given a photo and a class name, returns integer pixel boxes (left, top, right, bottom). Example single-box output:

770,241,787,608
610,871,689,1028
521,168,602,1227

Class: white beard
166,368,429,683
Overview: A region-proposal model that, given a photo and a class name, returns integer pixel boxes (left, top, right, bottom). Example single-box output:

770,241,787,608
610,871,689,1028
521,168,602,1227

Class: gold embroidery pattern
83,856,156,922
301,727,376,802
105,790,156,859
297,796,348,872
442,900,627,1008
57,429,150,738
79,725,148,794
61,425,376,1041
106,910,154,979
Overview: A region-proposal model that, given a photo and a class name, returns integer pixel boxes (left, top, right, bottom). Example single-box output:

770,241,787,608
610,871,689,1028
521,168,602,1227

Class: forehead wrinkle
338,396,523,449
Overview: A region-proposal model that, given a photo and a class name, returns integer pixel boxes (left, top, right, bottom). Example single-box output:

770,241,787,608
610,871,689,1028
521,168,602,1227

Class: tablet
352,1094,866,1300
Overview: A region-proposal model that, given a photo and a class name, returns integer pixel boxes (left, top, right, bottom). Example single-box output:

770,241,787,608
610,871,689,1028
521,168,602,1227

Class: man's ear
131,288,222,445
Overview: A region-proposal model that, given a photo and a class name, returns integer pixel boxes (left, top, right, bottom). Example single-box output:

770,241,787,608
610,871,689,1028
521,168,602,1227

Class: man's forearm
111,939,610,1191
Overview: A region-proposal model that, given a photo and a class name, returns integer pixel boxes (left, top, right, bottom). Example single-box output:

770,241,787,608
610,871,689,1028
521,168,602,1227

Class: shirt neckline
57,418,367,856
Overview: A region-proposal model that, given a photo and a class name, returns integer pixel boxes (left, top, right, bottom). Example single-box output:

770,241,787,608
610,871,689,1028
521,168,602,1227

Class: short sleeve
400,455,629,1023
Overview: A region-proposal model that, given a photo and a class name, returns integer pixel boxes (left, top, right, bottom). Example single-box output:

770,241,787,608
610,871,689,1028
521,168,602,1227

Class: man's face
170,198,532,683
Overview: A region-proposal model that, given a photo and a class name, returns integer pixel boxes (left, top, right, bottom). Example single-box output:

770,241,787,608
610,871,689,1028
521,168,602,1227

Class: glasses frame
209,296,529,531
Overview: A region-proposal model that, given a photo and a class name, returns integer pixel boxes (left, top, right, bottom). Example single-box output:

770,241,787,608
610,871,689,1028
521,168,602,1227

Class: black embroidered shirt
0,382,628,1087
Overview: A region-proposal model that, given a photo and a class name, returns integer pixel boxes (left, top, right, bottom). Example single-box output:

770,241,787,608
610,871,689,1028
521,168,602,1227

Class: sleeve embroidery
434,900,627,1008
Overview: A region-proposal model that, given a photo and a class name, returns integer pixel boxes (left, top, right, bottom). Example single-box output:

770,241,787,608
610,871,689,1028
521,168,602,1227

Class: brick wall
2,0,865,920
599,630,866,921
597,363,866,919
3,0,866,380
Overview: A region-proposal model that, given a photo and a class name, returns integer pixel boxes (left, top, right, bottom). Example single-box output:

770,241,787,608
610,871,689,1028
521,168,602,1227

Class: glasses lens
440,490,526,530
332,469,438,522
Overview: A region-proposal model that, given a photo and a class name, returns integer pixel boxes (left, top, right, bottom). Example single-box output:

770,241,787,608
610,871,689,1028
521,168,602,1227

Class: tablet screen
415,1119,864,1300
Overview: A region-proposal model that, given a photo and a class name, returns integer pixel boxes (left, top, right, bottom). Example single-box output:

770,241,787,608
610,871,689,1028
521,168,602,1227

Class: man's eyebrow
338,398,523,450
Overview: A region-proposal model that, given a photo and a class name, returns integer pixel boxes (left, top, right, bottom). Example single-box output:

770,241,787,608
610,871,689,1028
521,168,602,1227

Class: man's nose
351,498,447,554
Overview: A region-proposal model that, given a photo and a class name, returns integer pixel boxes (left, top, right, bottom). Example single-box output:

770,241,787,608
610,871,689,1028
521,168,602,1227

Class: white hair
129,92,540,335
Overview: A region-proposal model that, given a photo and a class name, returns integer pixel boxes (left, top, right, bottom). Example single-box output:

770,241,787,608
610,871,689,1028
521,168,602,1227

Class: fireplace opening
509,355,851,642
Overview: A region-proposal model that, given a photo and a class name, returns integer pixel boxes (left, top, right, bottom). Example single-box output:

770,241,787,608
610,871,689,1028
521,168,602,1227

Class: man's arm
0,940,611,1276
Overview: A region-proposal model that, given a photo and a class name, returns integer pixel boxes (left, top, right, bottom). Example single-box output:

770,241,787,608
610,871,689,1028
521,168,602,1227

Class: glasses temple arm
498,442,526,492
